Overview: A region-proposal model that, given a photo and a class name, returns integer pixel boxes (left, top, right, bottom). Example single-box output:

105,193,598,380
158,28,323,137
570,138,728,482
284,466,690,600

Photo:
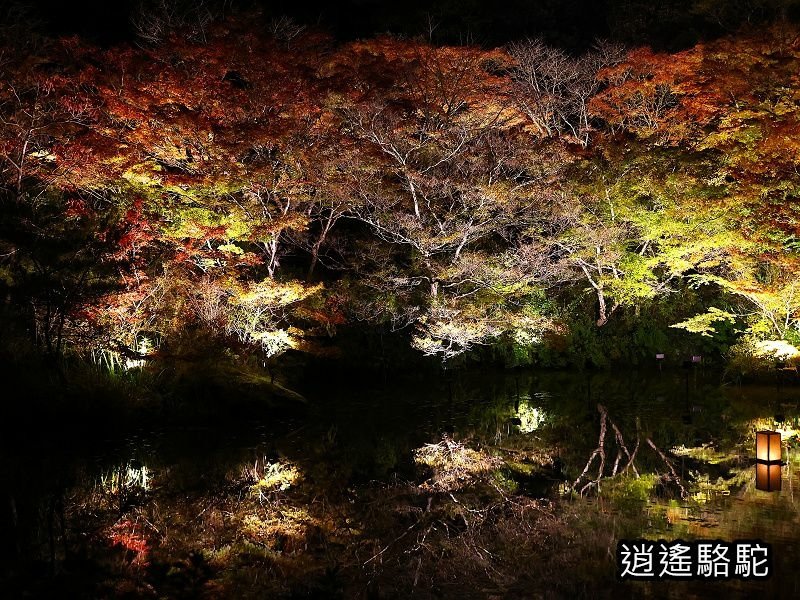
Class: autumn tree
508,38,625,146
321,39,561,358
0,38,126,361
60,19,339,365
5,13,800,371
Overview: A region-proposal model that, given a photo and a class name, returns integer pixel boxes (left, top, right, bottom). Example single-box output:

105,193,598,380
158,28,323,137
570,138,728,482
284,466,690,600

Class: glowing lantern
756,461,782,492
756,430,781,462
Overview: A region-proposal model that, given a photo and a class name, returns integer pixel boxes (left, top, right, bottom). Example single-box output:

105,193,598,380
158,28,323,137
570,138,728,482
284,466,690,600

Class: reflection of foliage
688,468,751,504
516,400,547,433
240,506,316,554
672,443,735,465
414,435,501,491
108,517,150,566
603,473,659,508
247,460,300,500
96,462,151,511
25,370,800,598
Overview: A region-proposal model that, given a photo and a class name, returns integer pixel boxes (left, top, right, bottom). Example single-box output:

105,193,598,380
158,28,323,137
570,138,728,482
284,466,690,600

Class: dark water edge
2,366,800,598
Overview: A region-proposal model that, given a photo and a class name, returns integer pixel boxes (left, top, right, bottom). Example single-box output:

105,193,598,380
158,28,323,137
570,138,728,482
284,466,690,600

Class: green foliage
603,474,660,509
670,307,739,337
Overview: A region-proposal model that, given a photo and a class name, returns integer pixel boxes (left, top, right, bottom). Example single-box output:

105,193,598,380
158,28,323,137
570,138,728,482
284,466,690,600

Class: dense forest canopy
1,7,799,375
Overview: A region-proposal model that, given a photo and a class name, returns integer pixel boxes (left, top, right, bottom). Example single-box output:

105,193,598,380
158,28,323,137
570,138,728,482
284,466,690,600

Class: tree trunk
266,238,279,278
307,242,320,280
307,215,334,281
596,287,608,326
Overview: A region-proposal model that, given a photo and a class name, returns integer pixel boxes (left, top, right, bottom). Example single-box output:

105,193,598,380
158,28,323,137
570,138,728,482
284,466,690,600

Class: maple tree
1,14,799,369
508,38,625,146
326,39,564,358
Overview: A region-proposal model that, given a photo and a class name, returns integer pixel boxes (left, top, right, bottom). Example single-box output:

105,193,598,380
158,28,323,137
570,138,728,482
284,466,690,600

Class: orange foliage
109,518,150,564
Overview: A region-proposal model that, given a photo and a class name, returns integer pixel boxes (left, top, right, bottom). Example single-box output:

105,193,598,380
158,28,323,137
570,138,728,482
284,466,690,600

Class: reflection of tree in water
3,371,800,597
571,403,687,498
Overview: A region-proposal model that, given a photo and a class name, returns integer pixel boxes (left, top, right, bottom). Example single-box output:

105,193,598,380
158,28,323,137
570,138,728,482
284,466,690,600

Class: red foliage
109,518,150,564
64,198,91,219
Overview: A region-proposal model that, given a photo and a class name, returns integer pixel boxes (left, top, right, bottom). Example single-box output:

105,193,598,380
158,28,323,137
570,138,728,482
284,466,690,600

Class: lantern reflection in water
755,430,782,492
756,461,782,492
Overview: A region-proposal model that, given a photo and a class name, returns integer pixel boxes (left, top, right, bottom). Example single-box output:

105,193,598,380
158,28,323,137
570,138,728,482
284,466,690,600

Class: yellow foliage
250,461,300,496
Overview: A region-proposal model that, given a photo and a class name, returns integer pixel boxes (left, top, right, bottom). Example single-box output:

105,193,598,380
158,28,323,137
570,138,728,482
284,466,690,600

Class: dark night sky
7,0,800,50
17,0,609,48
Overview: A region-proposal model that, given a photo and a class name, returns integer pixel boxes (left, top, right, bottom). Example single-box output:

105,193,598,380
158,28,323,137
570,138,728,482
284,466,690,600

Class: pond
2,367,799,598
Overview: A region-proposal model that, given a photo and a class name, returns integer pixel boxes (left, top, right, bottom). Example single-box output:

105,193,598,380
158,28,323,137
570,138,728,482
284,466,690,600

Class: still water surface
2,368,800,598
